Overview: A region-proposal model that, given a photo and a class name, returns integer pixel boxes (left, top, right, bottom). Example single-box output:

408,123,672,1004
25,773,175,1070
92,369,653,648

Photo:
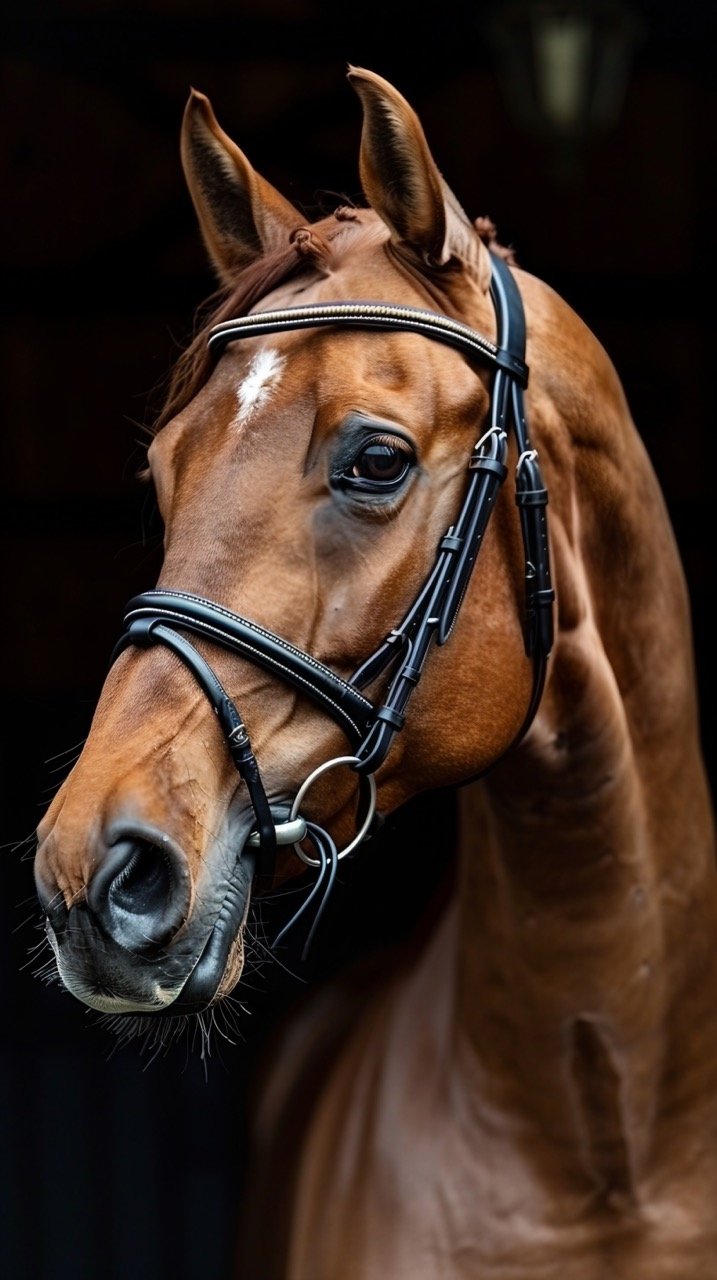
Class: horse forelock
151,204,509,438
153,208,384,433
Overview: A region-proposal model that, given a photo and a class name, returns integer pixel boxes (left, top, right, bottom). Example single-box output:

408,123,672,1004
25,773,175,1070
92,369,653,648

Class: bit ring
289,756,377,866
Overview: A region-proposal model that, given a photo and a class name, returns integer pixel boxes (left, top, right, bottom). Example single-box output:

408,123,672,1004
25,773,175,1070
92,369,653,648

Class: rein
111,255,554,954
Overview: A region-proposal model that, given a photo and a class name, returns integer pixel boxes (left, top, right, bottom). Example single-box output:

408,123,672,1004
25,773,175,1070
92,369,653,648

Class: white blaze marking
234,348,285,424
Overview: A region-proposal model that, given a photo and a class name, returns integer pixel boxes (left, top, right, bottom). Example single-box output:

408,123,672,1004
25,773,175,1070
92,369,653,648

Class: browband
208,300,529,386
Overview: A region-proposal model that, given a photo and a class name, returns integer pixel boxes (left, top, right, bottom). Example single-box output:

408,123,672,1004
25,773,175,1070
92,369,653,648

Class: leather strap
114,590,374,748
209,300,529,387
112,616,277,876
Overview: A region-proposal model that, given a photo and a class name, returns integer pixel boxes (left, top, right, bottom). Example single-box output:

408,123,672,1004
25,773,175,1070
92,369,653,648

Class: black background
1,3,714,1277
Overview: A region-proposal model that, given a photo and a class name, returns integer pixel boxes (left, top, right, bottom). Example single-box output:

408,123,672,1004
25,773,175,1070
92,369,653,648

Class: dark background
1,2,714,1277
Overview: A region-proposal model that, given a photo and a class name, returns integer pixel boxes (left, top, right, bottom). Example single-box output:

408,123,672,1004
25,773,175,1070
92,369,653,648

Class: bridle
111,254,554,951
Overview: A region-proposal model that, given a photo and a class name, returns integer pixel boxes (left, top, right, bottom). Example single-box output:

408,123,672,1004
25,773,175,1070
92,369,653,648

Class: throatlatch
111,255,554,955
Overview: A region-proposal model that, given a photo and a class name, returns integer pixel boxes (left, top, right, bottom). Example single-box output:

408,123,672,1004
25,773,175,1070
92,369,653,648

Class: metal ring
289,755,377,867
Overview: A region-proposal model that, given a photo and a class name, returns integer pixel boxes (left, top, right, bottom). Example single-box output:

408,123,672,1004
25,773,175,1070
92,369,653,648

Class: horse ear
180,88,303,284
347,66,490,287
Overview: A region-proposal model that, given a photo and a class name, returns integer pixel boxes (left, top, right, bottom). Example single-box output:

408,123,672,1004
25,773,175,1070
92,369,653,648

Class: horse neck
449,387,717,1196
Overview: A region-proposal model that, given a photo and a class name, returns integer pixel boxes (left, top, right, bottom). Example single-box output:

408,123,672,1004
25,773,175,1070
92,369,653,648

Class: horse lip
149,800,292,1015
109,826,260,1018
157,843,257,1015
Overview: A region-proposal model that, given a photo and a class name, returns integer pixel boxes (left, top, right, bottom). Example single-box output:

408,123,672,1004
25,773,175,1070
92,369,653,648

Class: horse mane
474,215,516,264
153,206,514,433
154,249,312,432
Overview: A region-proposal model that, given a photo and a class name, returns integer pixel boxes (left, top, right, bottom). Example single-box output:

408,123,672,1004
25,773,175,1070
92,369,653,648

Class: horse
33,64,717,1278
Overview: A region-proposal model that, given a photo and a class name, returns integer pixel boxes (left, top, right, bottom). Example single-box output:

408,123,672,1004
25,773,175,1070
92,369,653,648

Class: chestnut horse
34,66,717,1278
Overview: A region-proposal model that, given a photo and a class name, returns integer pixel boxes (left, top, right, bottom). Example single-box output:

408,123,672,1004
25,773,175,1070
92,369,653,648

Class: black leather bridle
111,255,554,949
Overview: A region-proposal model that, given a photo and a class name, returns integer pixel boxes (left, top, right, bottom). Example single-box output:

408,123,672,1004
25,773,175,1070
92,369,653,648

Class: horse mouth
157,848,256,1015
49,841,258,1019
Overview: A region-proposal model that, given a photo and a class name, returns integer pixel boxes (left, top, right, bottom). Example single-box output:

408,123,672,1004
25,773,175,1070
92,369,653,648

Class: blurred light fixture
486,1,644,140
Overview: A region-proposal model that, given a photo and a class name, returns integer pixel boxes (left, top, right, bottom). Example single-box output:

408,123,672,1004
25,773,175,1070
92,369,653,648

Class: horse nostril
111,842,171,915
87,830,191,954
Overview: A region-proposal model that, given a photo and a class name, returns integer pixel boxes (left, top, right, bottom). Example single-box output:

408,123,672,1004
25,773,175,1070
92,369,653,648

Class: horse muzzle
35,817,258,1016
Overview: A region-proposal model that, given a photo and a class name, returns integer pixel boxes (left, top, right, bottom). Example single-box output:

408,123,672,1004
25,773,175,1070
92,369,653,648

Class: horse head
34,67,544,1019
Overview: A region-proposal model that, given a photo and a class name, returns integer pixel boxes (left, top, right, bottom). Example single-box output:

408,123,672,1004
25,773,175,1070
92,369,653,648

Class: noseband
111,255,554,951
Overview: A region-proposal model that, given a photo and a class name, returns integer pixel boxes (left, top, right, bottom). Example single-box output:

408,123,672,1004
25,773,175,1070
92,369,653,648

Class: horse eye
341,436,415,494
